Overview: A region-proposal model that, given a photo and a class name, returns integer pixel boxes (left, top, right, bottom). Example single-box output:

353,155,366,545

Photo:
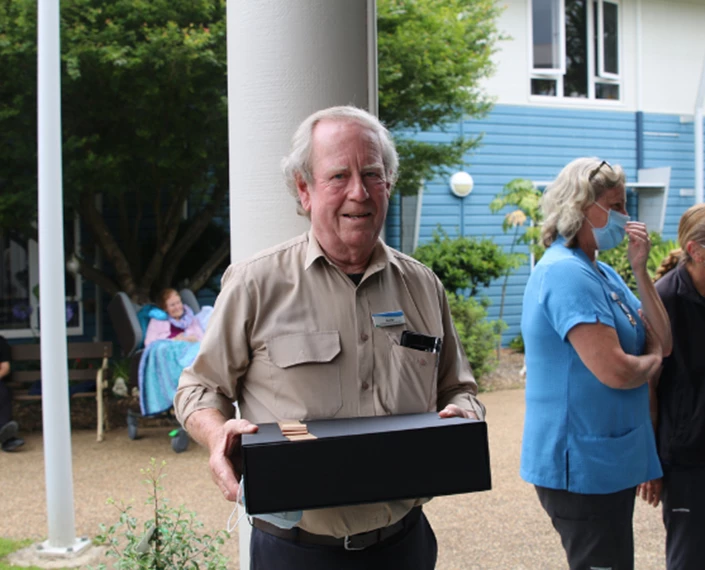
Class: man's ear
296,173,312,213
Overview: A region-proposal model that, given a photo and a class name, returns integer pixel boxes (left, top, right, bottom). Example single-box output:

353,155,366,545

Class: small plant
92,459,229,570
490,179,544,359
508,334,524,354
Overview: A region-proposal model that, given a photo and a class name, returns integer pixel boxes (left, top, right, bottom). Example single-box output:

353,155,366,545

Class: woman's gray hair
281,106,399,216
540,157,626,248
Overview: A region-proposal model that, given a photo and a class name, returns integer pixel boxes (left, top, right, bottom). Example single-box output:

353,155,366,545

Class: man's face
296,119,391,265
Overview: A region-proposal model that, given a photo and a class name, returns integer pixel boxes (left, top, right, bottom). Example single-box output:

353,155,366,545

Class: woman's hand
626,221,651,273
637,478,662,507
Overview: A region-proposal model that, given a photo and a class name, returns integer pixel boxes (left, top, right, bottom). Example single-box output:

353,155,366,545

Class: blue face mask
589,202,630,251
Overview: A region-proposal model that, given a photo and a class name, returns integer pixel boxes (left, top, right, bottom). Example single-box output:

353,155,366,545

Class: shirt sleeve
174,264,253,426
539,259,615,341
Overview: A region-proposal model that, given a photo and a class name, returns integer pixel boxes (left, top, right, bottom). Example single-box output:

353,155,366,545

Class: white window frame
1,215,84,339
531,0,566,76
529,0,622,102
596,0,620,81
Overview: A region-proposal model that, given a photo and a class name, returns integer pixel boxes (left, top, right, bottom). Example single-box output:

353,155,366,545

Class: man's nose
348,174,370,201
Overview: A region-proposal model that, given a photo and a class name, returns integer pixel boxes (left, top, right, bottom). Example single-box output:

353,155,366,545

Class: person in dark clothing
639,203,705,570
0,335,25,452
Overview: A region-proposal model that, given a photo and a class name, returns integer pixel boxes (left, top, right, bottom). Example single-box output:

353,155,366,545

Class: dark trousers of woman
250,511,437,570
536,485,636,570
662,466,705,570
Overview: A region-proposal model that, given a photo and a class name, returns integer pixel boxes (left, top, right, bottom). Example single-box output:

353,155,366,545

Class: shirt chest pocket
266,331,342,421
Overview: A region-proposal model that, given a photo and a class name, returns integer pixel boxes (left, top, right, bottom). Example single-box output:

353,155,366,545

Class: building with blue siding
387,0,705,345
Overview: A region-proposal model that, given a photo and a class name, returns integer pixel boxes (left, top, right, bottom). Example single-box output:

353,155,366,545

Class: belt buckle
344,535,367,551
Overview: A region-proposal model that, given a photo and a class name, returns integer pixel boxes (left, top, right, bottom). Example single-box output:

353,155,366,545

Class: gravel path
0,389,666,569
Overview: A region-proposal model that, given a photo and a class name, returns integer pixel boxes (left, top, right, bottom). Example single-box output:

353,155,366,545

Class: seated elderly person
144,288,204,346
139,288,207,417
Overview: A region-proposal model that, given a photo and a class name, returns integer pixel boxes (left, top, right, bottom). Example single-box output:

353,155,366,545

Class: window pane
532,78,558,96
533,0,561,69
602,2,619,75
596,82,619,100
564,0,588,98
0,232,31,331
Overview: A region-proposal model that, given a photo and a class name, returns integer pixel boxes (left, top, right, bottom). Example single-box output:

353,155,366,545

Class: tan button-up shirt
175,231,485,537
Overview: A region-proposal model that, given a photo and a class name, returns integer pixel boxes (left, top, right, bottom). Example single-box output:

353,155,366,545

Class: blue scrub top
520,238,662,494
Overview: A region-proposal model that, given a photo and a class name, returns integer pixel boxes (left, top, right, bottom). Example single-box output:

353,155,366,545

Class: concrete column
227,0,377,261
225,2,377,567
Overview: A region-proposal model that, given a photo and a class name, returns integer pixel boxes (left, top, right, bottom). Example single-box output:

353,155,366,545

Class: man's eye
332,173,345,180
364,172,382,179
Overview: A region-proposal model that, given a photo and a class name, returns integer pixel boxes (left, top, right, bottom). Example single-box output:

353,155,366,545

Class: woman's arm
567,321,663,390
626,222,673,356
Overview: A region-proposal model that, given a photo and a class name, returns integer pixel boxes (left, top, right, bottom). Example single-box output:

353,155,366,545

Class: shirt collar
303,230,403,277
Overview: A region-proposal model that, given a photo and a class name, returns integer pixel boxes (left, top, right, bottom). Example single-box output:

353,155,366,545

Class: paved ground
0,389,667,569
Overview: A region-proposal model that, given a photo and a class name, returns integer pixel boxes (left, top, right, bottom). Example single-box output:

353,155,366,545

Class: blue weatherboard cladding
387,104,701,345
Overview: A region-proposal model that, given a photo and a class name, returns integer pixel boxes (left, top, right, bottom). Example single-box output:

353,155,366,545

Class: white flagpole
37,0,86,553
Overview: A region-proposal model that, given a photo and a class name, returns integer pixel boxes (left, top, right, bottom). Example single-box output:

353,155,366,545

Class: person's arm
185,408,258,501
567,319,662,390
0,361,10,380
626,222,673,357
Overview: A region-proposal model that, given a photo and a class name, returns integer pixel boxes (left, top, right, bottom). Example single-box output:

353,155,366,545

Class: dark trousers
662,466,705,570
536,485,636,570
250,511,437,570
0,380,12,427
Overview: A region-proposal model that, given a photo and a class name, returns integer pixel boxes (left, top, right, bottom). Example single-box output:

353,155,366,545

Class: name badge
372,311,406,328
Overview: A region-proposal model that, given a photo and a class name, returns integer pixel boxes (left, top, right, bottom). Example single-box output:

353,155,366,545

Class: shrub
447,293,505,386
508,334,524,353
412,229,515,295
92,459,229,570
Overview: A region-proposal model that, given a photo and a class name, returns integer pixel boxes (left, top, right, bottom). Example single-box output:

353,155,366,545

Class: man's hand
637,478,663,507
207,419,259,502
438,404,478,420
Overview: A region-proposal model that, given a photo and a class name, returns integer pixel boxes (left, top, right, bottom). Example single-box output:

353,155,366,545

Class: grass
0,537,70,570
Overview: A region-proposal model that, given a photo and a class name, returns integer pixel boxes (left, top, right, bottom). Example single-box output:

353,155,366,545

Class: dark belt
251,506,422,551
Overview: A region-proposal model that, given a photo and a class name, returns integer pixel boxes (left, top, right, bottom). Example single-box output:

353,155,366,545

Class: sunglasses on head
588,160,615,181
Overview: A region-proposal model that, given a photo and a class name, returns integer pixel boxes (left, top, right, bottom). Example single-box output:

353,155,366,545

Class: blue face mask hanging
589,202,630,251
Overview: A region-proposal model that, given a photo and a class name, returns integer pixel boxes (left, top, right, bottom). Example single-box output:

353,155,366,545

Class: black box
241,412,491,515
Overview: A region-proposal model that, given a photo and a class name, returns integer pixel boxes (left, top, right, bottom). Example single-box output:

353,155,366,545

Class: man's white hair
281,106,399,216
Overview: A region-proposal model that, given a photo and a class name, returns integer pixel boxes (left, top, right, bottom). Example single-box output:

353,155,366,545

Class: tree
0,0,229,302
377,0,504,197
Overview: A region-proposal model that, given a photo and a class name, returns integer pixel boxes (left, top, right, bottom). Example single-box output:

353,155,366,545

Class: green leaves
412,228,516,295
490,178,545,260
447,293,505,384
377,0,504,196
91,458,229,570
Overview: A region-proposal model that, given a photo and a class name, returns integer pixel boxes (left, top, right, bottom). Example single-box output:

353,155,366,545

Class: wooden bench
8,342,112,442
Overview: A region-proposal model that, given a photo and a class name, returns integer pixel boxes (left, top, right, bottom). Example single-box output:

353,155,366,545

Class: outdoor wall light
449,171,474,198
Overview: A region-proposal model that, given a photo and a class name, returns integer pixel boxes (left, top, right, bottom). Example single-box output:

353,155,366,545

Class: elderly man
175,106,485,569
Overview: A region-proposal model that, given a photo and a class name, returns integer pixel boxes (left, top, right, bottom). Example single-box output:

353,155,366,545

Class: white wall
640,0,705,114
483,0,705,115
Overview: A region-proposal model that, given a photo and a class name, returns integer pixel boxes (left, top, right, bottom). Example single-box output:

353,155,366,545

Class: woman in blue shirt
521,157,672,570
